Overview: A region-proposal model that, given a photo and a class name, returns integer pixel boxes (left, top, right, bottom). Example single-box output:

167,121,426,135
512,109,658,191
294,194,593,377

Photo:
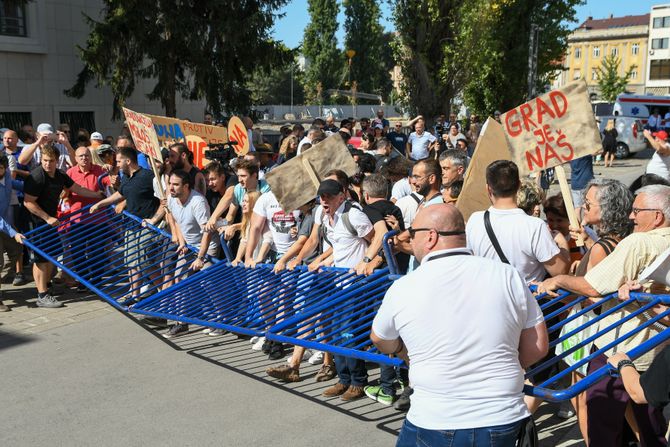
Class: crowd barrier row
22,208,670,402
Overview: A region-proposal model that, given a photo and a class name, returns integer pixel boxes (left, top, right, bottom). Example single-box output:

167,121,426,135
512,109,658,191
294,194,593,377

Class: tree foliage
66,0,291,118
393,0,582,120
342,0,392,99
247,60,305,105
596,54,636,102
302,0,342,103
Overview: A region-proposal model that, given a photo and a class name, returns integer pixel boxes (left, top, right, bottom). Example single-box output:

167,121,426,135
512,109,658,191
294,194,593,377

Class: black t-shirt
24,166,74,219
363,200,405,231
640,345,670,422
119,168,159,219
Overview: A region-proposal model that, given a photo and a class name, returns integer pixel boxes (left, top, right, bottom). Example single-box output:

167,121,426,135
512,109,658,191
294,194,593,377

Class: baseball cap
373,123,383,130
91,131,103,141
317,179,344,196
37,123,54,134
96,144,115,155
653,130,669,141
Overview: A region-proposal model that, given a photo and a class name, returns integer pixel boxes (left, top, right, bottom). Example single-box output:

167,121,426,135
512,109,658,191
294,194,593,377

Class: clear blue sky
272,0,664,50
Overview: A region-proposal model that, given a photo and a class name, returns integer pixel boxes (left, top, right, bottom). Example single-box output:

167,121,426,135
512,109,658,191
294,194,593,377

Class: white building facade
646,4,670,94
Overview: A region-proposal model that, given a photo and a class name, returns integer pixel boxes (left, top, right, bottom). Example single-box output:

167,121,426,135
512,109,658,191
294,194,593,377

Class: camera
204,141,238,164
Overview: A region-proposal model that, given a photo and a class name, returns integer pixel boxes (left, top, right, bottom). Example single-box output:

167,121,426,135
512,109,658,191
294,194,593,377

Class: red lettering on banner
543,143,561,166
535,98,556,124
549,91,568,117
505,110,522,137
519,104,537,132
526,147,544,171
230,126,247,146
556,132,574,162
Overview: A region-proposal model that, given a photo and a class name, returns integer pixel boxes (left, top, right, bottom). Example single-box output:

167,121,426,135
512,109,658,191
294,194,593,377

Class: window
593,46,600,57
653,16,670,28
574,47,581,59
631,69,638,79
0,0,27,37
632,43,639,55
611,47,618,56
573,69,581,80
652,38,669,50
650,59,670,80
0,112,31,131
591,69,598,80
59,111,96,137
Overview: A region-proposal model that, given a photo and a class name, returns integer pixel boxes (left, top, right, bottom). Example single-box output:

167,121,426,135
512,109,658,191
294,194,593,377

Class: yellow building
555,14,649,98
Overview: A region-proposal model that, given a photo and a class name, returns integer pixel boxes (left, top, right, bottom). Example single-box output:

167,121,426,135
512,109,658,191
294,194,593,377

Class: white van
613,94,670,125
598,116,647,158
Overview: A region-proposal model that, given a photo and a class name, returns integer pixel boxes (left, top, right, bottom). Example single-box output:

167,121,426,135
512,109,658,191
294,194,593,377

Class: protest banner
500,80,602,176
227,116,250,156
146,113,228,145
266,133,357,212
456,118,511,221
185,135,209,169
121,107,165,199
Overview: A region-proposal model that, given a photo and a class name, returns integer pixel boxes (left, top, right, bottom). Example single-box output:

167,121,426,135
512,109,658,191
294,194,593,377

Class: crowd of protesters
1,107,670,447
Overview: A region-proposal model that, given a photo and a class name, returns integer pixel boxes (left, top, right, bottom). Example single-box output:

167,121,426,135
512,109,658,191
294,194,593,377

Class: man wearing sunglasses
537,184,670,447
371,204,547,446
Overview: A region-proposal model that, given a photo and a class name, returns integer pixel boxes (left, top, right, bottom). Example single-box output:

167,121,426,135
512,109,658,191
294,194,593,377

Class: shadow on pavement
0,329,36,351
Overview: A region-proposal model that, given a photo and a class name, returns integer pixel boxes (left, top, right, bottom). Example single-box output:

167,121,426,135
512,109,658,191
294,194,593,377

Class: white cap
36,123,54,134
91,132,103,141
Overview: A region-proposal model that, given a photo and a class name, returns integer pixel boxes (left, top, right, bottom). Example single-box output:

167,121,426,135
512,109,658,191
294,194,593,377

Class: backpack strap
319,207,331,252
410,192,422,205
341,200,359,237
484,210,510,264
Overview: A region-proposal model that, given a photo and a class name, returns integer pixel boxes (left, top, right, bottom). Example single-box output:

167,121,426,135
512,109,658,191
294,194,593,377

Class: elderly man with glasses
538,184,670,447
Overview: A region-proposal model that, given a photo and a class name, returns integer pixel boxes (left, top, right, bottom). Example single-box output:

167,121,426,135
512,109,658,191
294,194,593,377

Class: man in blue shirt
0,154,26,312
570,155,594,213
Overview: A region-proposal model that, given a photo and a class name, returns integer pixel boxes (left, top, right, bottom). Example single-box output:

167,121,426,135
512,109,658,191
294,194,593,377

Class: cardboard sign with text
145,113,228,145
265,133,357,212
122,107,161,161
501,80,602,175
185,135,209,169
456,118,511,221
227,116,250,156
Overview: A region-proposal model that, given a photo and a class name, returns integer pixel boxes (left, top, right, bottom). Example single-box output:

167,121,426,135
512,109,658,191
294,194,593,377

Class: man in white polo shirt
371,204,548,446
466,160,569,284
406,119,437,161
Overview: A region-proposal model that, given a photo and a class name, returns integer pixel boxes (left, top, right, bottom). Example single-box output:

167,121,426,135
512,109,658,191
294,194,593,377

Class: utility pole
527,23,540,99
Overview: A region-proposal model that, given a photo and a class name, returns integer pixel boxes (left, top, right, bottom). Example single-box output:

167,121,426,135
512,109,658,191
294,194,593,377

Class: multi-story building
0,0,206,138
553,14,649,98
646,4,670,94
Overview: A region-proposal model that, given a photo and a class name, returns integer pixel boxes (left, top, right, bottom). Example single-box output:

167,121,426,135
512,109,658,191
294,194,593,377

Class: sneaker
12,273,27,286
307,350,324,365
322,382,349,398
266,365,301,382
315,364,336,382
208,329,226,336
287,348,312,364
202,327,214,334
163,323,189,339
250,336,260,345
36,294,63,308
0,301,9,312
251,336,266,351
341,385,366,401
394,386,413,411
261,339,272,355
268,342,285,360
557,408,575,419
364,385,396,406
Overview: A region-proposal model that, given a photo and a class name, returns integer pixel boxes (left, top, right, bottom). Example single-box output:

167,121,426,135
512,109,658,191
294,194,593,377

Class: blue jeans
334,355,367,387
380,364,409,396
396,418,526,447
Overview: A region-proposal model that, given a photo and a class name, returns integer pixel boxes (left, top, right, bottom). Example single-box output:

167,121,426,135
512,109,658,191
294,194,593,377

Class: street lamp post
346,49,356,117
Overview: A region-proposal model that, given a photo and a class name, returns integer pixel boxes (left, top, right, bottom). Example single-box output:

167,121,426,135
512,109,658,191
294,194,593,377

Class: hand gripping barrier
22,205,210,310
524,289,670,402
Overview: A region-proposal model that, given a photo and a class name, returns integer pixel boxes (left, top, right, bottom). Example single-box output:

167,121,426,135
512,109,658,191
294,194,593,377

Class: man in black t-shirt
91,147,162,299
24,146,104,308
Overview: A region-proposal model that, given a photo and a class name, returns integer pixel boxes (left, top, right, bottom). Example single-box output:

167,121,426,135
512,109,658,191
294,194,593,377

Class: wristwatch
617,359,636,373
197,255,206,262
363,256,372,263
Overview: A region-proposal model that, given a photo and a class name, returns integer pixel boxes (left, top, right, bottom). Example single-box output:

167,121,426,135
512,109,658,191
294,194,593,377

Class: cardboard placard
146,113,228,145
185,135,209,169
227,116,250,155
501,80,602,175
456,118,511,221
265,133,358,212
122,107,161,161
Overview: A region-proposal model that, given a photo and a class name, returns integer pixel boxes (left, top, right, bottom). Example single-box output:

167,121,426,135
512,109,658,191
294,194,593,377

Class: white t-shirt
407,131,436,160
372,248,543,430
252,191,300,254
395,192,423,228
317,201,373,268
167,191,218,254
466,206,560,284
391,177,412,201
646,151,670,180
297,136,312,155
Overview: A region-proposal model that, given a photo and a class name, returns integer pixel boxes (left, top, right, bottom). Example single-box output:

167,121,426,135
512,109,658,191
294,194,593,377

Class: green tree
302,0,343,103
66,0,291,118
343,0,392,99
595,54,636,102
247,60,305,105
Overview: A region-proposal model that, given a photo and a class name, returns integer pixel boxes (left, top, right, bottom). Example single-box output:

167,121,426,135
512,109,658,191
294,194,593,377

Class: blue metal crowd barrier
22,205,211,310
22,210,670,402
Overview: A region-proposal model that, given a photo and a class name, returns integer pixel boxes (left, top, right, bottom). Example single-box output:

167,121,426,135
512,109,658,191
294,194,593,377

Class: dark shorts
29,219,63,264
